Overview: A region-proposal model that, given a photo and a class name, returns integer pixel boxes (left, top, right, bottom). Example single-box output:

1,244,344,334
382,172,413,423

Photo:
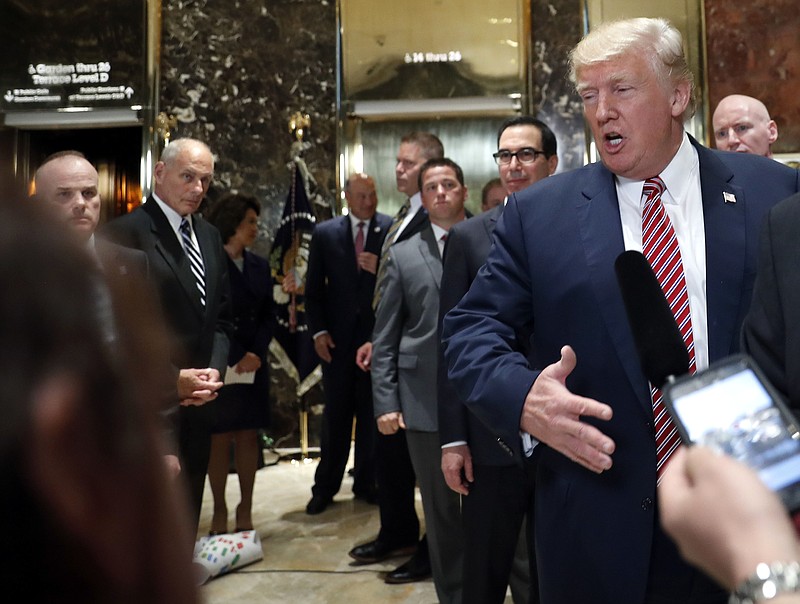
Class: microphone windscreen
614,250,690,388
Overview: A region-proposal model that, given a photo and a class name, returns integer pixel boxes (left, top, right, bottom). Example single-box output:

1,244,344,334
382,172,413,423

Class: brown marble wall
160,0,336,446
160,0,587,219
160,0,337,229
705,0,800,154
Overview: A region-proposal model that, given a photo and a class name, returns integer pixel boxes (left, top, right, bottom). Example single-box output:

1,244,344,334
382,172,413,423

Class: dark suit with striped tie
101,197,233,532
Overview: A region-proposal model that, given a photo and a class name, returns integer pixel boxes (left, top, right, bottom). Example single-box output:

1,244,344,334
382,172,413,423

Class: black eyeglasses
492,147,546,165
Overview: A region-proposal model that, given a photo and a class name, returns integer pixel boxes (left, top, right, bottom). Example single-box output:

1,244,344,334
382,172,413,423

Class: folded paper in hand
193,530,263,584
224,365,256,385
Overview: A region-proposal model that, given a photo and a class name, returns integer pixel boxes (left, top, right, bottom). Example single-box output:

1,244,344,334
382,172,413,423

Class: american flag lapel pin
723,191,736,204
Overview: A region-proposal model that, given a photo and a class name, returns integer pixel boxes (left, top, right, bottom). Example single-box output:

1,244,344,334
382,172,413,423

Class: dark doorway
21,126,143,224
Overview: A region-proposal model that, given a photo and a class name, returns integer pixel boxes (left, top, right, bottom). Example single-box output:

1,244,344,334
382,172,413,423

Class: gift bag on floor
193,530,264,584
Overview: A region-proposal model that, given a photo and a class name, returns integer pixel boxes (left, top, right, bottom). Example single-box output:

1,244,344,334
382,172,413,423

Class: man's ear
768,120,779,145
152,160,166,185
670,80,692,118
547,154,559,176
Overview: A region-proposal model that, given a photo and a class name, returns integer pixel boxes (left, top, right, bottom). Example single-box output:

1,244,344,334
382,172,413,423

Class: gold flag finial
156,112,178,144
288,111,311,142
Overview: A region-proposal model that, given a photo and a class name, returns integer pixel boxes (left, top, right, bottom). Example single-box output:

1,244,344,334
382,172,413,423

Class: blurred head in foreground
0,198,198,603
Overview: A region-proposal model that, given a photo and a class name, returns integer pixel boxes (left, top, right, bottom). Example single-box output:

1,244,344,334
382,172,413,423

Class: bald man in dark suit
101,138,232,534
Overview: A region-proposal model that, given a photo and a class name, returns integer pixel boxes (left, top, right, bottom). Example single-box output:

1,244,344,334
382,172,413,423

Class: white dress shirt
615,133,709,371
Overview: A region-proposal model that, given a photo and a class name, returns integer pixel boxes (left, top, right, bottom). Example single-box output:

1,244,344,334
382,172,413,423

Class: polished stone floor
196,449,441,604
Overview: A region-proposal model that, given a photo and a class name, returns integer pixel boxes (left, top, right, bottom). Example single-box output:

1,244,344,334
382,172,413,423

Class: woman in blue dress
205,192,274,534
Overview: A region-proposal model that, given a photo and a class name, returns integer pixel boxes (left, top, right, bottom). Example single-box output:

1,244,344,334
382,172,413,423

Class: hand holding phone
663,354,800,512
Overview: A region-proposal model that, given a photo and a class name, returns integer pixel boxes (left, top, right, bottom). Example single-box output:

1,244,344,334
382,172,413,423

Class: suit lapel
398,207,429,243
144,200,205,315
418,226,442,290
577,165,652,413
694,140,745,361
365,216,385,254
485,203,502,240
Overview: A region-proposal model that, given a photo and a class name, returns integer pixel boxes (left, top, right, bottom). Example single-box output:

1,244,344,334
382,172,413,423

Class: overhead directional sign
0,0,147,112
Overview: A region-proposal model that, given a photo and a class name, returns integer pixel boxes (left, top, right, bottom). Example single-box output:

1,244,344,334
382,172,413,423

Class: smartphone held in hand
663,354,800,512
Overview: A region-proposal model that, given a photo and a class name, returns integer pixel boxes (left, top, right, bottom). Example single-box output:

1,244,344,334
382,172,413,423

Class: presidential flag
269,158,320,395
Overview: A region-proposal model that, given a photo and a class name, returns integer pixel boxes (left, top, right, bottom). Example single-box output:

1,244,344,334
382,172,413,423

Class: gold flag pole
288,111,313,462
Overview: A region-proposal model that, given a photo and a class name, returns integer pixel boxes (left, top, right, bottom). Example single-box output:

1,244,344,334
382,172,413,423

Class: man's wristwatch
730,562,800,604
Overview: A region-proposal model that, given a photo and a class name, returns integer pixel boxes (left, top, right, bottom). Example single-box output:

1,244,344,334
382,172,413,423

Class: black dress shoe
305,494,332,515
384,554,432,584
348,539,417,564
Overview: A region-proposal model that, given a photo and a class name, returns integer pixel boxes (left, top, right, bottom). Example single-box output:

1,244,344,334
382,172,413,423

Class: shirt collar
348,213,368,230
151,192,186,232
615,132,697,206
430,222,448,242
408,191,422,212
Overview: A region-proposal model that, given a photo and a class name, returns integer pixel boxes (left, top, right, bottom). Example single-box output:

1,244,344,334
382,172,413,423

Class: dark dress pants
463,461,538,604
178,402,215,534
312,351,376,499
375,429,419,547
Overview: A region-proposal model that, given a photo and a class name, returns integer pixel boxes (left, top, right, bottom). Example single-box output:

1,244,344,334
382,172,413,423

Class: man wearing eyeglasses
494,116,559,195
437,116,558,604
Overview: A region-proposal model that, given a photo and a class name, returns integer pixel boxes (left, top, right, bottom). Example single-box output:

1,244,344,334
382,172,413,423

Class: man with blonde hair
443,17,799,603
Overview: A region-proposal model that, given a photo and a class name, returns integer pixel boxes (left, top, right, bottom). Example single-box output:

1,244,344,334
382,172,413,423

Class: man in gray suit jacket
371,157,467,604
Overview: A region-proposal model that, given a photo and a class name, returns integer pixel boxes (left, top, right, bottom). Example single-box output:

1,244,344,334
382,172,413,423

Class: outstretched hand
520,345,615,473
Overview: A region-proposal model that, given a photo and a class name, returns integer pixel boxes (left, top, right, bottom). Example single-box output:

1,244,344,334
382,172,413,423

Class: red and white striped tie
641,177,696,483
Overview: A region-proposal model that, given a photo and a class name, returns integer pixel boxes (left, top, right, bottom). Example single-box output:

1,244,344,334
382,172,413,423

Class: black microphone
614,250,690,388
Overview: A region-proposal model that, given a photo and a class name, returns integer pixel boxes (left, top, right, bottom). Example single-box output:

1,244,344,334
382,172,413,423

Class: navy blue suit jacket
442,139,800,603
306,212,392,356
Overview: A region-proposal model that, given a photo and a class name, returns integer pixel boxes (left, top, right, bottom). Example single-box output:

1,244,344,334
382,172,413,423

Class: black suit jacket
742,191,800,410
94,237,183,452
100,197,232,371
437,204,517,464
306,212,392,354
96,238,149,280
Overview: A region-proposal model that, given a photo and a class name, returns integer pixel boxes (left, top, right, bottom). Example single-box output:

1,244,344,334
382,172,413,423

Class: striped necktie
180,217,206,306
641,176,696,483
373,199,411,310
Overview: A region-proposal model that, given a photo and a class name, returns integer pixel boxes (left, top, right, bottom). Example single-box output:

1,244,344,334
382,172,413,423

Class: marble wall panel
160,0,337,233
530,0,587,171
705,0,800,154
160,0,336,446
